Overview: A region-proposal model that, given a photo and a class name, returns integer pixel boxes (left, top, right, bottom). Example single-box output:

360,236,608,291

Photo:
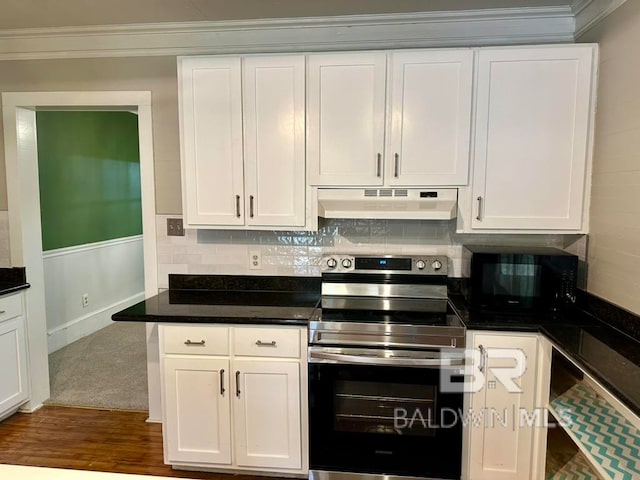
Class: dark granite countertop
451,292,640,417
0,267,29,296
112,274,321,326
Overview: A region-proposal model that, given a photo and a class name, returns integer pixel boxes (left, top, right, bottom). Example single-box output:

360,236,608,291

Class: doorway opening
2,92,158,417
36,110,146,410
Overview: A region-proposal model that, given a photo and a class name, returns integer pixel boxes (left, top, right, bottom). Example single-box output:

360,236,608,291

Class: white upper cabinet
179,55,306,229
179,56,244,226
243,56,306,227
307,49,473,187
387,50,473,186
307,52,387,186
471,45,596,231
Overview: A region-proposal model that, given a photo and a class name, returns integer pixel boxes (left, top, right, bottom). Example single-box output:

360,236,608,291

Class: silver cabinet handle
255,340,277,347
476,196,483,221
249,195,254,218
478,345,486,373
235,195,241,218
184,339,206,346
394,153,399,178
376,153,382,177
220,369,225,396
235,370,241,397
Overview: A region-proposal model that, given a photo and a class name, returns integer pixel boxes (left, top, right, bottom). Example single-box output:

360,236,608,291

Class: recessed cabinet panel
308,52,387,185
472,46,594,230
243,56,305,226
233,360,302,469
387,50,473,186
163,357,232,465
179,57,245,226
0,317,28,414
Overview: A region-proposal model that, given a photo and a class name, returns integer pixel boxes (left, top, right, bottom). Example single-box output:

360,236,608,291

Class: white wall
44,236,145,353
0,211,10,267
578,0,640,315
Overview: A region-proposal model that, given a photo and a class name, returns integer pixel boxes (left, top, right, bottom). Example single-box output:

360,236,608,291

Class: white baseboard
47,292,145,354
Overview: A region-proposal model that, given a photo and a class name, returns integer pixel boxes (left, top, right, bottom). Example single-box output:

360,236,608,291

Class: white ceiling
0,0,574,30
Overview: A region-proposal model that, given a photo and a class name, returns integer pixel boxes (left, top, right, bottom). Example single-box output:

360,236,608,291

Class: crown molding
573,0,629,37
0,7,575,61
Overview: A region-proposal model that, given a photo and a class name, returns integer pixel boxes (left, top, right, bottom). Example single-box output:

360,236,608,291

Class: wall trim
573,0,630,37
0,7,577,60
47,291,145,354
42,235,143,259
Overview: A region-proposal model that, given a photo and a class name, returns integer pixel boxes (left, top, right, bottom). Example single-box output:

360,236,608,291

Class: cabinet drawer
233,327,301,358
162,325,229,355
0,293,23,323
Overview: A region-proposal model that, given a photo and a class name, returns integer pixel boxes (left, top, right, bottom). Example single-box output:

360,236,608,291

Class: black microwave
465,245,578,312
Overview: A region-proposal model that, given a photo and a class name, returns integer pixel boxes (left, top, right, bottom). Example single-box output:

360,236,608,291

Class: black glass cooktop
319,303,464,328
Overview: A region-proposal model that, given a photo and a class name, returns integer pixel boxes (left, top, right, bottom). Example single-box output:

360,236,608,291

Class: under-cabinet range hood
317,188,457,220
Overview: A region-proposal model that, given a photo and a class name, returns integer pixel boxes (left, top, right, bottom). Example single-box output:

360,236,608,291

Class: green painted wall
36,111,142,251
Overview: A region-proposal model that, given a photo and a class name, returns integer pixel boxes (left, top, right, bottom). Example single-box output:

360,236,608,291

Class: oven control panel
321,255,448,275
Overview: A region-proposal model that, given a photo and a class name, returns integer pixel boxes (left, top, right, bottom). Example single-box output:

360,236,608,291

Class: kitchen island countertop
112,274,320,325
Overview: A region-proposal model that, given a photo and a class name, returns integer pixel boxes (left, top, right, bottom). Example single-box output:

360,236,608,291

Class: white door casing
2,91,158,416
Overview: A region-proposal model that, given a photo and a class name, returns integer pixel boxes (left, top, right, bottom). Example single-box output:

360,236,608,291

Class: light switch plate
167,218,185,236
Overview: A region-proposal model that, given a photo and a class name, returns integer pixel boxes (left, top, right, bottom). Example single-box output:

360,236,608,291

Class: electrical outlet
167,218,185,237
249,250,261,270
81,293,89,308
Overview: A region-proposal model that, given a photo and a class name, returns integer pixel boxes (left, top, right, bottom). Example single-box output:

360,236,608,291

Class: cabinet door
466,333,538,480
0,317,28,415
243,56,306,227
163,356,232,465
179,56,245,226
307,52,387,186
233,360,301,469
387,49,473,186
471,45,595,230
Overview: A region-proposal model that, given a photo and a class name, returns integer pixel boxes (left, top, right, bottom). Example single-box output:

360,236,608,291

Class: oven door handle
308,348,464,368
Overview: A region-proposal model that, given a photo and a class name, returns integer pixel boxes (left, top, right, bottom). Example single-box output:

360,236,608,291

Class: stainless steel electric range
308,254,466,480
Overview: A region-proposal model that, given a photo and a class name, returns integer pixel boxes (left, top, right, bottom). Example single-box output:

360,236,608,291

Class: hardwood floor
0,406,281,479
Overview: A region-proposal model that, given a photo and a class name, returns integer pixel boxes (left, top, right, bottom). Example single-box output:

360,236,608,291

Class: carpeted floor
47,322,148,411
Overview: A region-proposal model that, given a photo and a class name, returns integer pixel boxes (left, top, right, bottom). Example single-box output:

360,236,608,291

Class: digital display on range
355,257,412,271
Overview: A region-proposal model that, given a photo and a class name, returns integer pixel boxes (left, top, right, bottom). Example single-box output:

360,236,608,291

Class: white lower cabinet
163,356,232,465
0,292,29,420
160,324,307,475
463,331,551,480
233,360,301,469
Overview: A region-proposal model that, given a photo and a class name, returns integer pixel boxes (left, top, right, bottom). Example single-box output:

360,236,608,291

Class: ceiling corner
573,0,629,38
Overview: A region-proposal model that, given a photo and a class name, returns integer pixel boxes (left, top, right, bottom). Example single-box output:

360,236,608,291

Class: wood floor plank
0,406,289,480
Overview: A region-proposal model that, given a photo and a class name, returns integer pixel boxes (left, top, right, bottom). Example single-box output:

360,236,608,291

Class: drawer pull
184,339,206,346
235,370,241,397
0,310,5,314
220,369,225,396
255,340,277,347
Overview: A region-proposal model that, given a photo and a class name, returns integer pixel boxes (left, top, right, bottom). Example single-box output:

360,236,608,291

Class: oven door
309,347,464,480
